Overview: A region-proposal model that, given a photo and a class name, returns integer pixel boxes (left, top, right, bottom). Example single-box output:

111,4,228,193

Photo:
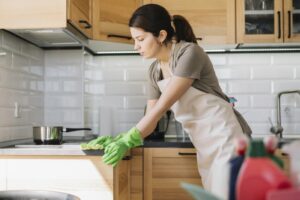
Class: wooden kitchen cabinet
92,0,142,43
67,0,93,38
237,0,300,43
0,0,67,29
143,148,202,200
130,148,143,200
143,0,236,45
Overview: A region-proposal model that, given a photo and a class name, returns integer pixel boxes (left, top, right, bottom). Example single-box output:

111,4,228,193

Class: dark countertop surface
143,137,194,148
0,136,194,156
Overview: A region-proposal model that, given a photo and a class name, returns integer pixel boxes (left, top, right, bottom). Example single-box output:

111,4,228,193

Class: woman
83,3,251,197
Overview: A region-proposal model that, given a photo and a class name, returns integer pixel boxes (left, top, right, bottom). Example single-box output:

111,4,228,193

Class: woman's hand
102,127,143,167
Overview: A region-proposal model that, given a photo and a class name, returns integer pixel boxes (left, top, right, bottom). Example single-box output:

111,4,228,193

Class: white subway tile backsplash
251,95,276,108
272,53,300,65
12,53,30,73
63,80,82,92
20,42,44,60
0,108,30,127
125,69,148,81
2,31,22,53
125,96,147,109
45,80,60,92
228,53,272,65
241,109,272,123
247,123,272,135
44,109,63,125
0,49,12,68
282,123,299,135
252,66,294,79
281,108,300,123
105,83,146,95
215,67,250,80
85,83,105,95
85,70,104,80
273,81,300,93
103,69,125,81
45,50,83,65
0,88,28,107
29,95,44,108
228,80,271,94
232,95,250,108
208,54,227,66
2,30,300,142
29,61,44,77
218,81,227,92
58,65,82,78
63,110,82,123
296,66,300,79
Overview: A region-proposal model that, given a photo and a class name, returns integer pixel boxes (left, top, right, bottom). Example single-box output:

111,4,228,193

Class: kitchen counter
0,137,194,155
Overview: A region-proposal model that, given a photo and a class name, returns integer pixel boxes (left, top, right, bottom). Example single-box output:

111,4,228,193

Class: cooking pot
33,126,92,145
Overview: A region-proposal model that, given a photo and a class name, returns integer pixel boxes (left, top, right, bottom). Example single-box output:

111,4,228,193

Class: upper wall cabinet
68,0,93,38
92,0,142,43
237,0,300,43
143,0,236,45
0,0,67,29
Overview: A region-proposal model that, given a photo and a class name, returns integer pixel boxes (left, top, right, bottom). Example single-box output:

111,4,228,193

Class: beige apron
157,78,244,198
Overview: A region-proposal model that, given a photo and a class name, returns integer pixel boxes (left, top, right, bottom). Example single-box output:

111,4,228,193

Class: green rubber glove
102,127,143,167
80,133,126,150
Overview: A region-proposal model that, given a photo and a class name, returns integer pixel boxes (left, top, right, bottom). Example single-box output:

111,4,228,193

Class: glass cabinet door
237,0,283,43
244,0,275,35
284,0,300,42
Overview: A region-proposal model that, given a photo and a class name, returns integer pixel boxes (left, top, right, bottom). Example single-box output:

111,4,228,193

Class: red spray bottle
236,140,292,200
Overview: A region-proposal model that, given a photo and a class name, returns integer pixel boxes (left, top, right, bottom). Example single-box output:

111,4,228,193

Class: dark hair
129,4,197,44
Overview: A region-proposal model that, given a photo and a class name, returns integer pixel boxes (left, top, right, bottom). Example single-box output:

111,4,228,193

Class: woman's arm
137,76,194,138
146,99,158,114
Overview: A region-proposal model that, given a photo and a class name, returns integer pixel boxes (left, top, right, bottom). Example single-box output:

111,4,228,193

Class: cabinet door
93,0,142,43
144,0,236,45
0,0,66,29
68,0,93,38
237,0,284,43
130,148,143,200
144,148,202,200
283,0,300,42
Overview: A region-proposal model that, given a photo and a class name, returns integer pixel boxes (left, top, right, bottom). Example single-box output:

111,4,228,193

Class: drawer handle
196,37,203,41
79,20,92,29
122,156,132,160
178,152,196,156
107,34,132,40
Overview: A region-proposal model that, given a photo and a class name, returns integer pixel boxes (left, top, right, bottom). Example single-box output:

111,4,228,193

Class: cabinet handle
288,11,292,38
178,152,197,156
79,20,92,29
196,37,203,41
107,34,132,40
277,11,281,39
122,156,132,160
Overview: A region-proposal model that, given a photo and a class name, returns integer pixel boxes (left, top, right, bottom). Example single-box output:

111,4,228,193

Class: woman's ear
158,30,168,44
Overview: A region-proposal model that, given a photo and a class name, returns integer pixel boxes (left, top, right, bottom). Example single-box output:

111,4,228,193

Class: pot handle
64,128,92,132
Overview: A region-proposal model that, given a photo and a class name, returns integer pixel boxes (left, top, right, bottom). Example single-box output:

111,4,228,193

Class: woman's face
130,27,161,59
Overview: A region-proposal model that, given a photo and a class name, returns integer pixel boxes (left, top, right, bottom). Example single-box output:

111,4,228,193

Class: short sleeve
173,44,207,80
147,61,161,100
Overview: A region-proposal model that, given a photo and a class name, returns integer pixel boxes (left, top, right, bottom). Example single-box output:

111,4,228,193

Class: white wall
0,30,44,142
84,53,300,138
44,49,85,136
1,29,300,142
